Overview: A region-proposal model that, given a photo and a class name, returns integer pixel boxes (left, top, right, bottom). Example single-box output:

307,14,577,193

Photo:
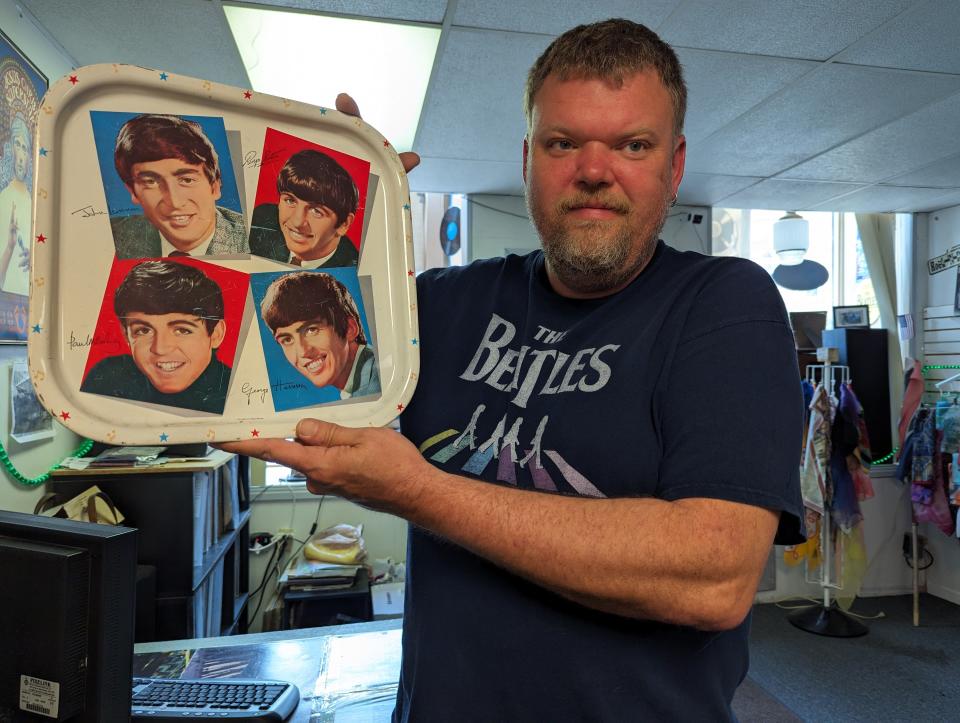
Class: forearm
398,464,777,630
220,424,778,630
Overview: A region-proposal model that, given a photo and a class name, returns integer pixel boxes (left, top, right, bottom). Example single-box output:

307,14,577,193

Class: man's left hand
217,419,433,513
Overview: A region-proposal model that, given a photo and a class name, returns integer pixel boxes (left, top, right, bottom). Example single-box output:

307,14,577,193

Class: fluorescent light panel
224,5,440,151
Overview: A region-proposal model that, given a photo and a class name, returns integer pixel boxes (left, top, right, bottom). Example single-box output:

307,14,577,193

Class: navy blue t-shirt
396,242,804,721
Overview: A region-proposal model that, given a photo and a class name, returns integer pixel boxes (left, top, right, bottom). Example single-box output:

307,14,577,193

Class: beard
526,188,671,296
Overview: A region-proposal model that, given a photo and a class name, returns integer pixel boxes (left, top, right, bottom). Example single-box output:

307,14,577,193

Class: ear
126,184,142,207
522,137,529,186
671,134,686,199
209,319,226,349
345,316,360,343
212,179,222,203
337,211,356,237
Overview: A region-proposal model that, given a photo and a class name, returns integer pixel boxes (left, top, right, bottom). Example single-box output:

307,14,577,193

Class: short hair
276,150,359,226
114,114,221,187
114,260,224,335
260,271,366,345
524,18,687,137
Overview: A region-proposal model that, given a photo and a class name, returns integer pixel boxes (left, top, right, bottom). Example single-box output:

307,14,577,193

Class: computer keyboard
131,677,299,721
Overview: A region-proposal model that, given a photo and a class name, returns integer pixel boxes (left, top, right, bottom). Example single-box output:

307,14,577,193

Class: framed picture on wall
0,29,48,342
833,305,869,329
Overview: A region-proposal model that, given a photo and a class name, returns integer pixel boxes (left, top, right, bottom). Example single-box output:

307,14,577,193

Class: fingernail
297,419,319,437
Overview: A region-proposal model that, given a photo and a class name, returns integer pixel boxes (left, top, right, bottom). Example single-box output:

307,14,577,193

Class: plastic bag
304,523,367,564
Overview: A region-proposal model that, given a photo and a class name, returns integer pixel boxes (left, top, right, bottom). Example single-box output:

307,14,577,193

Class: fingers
334,93,419,174
335,93,361,118
295,418,364,448
399,151,421,174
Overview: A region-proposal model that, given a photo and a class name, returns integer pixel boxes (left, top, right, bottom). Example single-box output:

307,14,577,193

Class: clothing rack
789,351,868,637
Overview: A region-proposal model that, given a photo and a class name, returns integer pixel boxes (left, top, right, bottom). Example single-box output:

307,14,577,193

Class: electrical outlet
902,532,927,557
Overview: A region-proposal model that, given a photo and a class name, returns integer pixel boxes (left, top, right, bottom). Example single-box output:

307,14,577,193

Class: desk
134,619,402,722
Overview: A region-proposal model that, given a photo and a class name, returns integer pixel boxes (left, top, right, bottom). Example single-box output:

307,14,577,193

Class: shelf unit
49,450,250,641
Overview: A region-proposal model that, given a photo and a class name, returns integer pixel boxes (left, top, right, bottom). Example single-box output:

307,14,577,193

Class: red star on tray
68,75,78,85
396,403,405,412
250,429,260,437
243,90,252,99
59,411,70,421
35,233,46,243
383,140,390,147
407,269,414,276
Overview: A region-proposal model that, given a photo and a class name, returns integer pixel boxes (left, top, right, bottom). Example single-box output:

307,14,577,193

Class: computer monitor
0,510,137,722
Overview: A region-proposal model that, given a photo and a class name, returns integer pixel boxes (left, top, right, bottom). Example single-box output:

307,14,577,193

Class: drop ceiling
20,0,960,212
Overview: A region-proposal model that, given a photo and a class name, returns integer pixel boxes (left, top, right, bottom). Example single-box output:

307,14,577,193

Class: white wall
920,204,960,605
467,194,538,261
246,488,407,632
0,0,80,515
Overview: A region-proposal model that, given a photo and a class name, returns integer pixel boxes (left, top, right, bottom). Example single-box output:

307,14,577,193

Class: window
712,209,878,326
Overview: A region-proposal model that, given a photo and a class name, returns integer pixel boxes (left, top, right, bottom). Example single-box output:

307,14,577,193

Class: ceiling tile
228,0,447,23
837,1,960,73
887,153,960,188
415,28,550,162
658,0,912,60
921,190,960,214
677,173,763,206
782,91,960,183
809,184,959,213
678,49,815,142
23,0,250,87
686,64,960,177
720,179,864,211
453,0,678,34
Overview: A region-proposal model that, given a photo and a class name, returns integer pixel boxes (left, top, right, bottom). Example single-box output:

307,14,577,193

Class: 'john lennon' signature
70,205,107,218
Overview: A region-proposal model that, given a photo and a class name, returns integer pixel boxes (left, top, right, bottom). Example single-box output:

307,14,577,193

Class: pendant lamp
773,211,809,266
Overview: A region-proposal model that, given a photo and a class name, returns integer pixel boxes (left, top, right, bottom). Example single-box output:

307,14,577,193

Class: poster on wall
10,359,53,443
0,30,47,342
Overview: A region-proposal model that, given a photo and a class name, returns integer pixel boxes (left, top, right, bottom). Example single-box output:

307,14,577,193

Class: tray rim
27,63,420,445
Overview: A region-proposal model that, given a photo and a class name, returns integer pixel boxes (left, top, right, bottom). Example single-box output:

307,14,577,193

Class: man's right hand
335,93,420,174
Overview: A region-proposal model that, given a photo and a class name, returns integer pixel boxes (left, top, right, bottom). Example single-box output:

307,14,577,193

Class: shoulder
653,247,789,339
110,215,159,257
216,206,247,237
251,204,279,227
81,355,141,392
417,252,536,296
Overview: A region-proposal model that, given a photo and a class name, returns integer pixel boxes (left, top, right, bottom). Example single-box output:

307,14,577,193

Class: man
110,114,248,258
249,149,360,268
0,117,32,295
223,19,804,720
81,260,232,414
259,271,378,399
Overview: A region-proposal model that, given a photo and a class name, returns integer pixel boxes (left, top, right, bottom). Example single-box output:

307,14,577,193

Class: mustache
557,194,630,215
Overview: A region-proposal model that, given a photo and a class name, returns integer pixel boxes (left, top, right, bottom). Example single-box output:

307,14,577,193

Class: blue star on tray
39,147,48,157
411,338,418,346
159,433,169,442
159,72,168,81
319,107,327,115
31,324,41,333
403,203,410,210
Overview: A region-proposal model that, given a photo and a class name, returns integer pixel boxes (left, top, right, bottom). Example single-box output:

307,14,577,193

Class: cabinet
822,328,892,460
49,451,250,641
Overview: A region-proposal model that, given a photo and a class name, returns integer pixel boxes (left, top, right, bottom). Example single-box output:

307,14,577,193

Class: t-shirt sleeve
656,258,805,545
